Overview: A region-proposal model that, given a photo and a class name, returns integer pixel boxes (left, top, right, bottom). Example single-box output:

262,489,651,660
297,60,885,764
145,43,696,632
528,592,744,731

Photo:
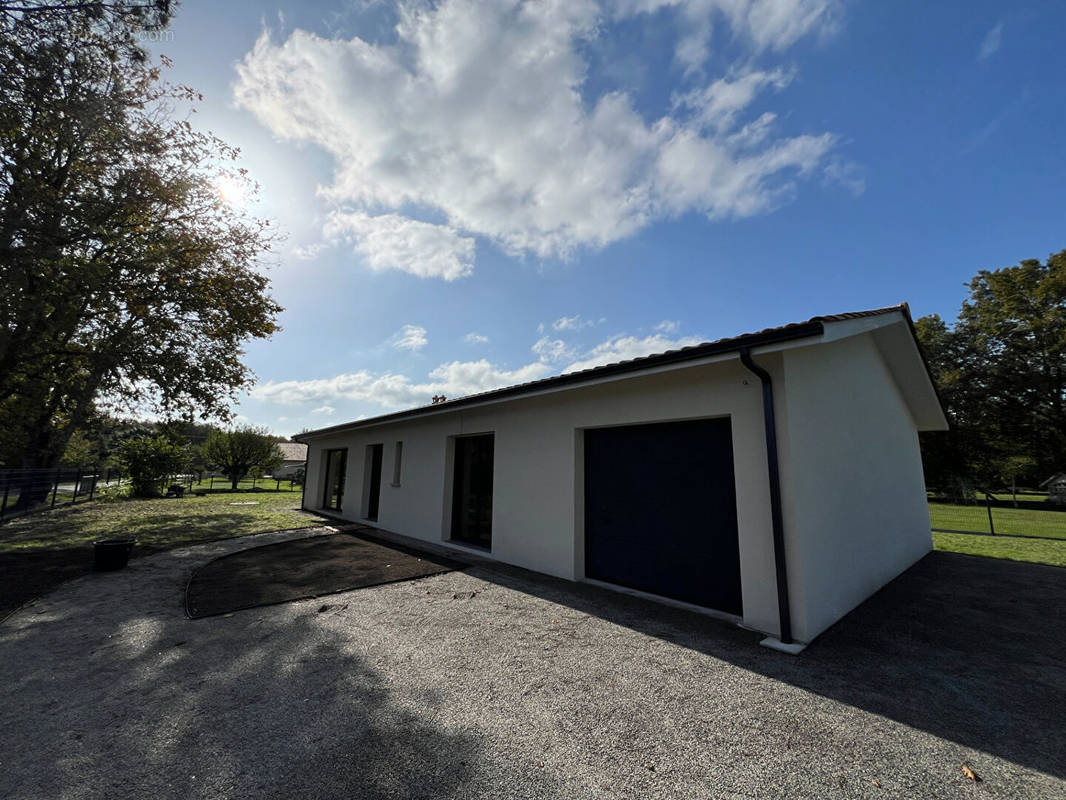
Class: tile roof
296,305,910,440
277,441,308,461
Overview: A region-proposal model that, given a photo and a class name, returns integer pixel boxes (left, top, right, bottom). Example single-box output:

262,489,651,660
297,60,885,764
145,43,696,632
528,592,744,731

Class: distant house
1040,473,1066,505
273,442,308,479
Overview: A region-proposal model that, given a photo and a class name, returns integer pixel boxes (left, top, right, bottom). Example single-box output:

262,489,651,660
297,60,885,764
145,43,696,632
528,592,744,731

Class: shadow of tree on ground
0,509,326,617
0,543,563,799
3,532,1063,799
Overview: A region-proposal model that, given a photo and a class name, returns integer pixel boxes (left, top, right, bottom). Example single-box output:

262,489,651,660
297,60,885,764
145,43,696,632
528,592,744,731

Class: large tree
0,0,281,491
202,426,282,490
916,250,1066,488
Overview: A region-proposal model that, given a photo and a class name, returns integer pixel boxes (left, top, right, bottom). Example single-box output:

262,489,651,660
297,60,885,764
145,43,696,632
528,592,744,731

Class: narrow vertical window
392,441,403,486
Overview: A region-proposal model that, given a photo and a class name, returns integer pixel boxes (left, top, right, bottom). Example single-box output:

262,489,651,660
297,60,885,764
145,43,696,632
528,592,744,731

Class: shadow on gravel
469,550,1066,782
0,511,322,619
0,572,544,799
0,548,91,618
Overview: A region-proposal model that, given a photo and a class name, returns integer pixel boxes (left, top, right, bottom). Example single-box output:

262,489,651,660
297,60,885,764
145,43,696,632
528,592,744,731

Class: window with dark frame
450,433,494,549
322,448,347,511
392,441,403,486
363,443,383,521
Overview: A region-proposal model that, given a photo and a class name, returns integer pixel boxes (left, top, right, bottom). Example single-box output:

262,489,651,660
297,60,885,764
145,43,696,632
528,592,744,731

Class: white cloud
311,405,336,415
615,0,841,71
252,360,552,409
823,158,865,197
978,22,1003,61
290,242,330,261
391,323,428,351
463,332,489,344
676,69,793,131
324,212,474,281
234,0,844,269
563,332,705,373
532,336,577,364
253,325,705,414
551,315,597,331
655,319,681,334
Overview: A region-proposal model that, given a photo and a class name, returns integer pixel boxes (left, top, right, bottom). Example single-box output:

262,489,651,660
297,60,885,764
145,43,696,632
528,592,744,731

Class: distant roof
277,442,308,461
1040,473,1066,487
296,305,928,441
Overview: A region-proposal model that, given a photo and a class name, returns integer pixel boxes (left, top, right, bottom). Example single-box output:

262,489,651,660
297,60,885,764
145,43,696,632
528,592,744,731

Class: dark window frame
391,441,403,487
449,433,495,550
322,448,348,511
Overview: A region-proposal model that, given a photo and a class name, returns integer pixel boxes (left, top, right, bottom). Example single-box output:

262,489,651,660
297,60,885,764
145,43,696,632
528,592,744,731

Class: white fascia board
819,312,904,342
819,313,947,431
872,324,949,431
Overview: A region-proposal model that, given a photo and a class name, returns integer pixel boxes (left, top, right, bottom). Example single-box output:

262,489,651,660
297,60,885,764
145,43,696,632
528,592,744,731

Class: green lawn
187,477,302,493
933,531,1066,568
985,491,1049,503
0,490,321,555
928,502,1066,539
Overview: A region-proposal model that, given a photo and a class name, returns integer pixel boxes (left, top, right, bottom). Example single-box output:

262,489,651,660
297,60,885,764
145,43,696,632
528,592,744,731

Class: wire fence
928,490,1066,541
0,466,120,524
178,472,303,495
0,465,305,524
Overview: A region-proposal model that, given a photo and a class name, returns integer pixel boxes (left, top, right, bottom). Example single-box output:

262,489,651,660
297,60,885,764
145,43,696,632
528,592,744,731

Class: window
392,441,403,486
361,444,383,520
450,433,494,548
322,448,347,511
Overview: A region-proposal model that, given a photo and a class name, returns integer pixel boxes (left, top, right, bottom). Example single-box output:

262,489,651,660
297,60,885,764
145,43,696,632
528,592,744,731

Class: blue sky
151,0,1065,434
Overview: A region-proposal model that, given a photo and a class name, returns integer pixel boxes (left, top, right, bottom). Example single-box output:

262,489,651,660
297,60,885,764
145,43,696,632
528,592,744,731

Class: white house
1040,473,1066,505
295,305,947,652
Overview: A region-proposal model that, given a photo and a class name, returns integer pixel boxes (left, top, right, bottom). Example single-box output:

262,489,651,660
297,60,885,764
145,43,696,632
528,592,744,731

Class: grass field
0,491,321,556
933,531,1066,568
930,498,1066,567
187,477,302,493
0,476,114,518
928,502,1066,539
985,491,1049,503
0,491,328,616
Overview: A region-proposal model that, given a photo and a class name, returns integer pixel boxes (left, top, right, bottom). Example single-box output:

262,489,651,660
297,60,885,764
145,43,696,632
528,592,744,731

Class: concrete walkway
1,530,1063,799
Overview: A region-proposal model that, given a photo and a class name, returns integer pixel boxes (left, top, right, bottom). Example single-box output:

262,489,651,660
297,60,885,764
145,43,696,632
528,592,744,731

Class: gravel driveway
1,529,1063,799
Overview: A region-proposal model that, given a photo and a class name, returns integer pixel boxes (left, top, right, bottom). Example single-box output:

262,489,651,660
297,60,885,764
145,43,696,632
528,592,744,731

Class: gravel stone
1,529,1063,799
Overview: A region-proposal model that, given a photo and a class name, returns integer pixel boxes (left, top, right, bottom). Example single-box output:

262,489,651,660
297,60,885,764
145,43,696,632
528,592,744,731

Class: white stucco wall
300,324,936,644
779,333,933,642
302,357,787,637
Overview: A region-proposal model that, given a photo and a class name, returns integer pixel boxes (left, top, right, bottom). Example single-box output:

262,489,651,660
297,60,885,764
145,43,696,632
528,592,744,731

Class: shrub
118,435,188,498
96,483,131,503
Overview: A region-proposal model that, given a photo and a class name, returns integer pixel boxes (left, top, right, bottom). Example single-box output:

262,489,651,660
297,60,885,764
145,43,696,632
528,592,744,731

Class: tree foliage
916,250,1066,488
202,426,282,490
118,432,186,497
0,0,281,475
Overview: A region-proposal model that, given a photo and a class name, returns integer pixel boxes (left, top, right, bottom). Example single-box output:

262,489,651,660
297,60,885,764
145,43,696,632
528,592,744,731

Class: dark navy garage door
584,418,742,615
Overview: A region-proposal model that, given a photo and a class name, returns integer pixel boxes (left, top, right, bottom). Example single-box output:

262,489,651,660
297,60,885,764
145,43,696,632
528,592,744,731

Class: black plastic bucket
93,538,136,571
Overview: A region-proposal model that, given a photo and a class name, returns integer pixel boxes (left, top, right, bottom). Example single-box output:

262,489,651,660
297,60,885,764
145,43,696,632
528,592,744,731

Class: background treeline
38,416,295,473
915,249,1065,494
